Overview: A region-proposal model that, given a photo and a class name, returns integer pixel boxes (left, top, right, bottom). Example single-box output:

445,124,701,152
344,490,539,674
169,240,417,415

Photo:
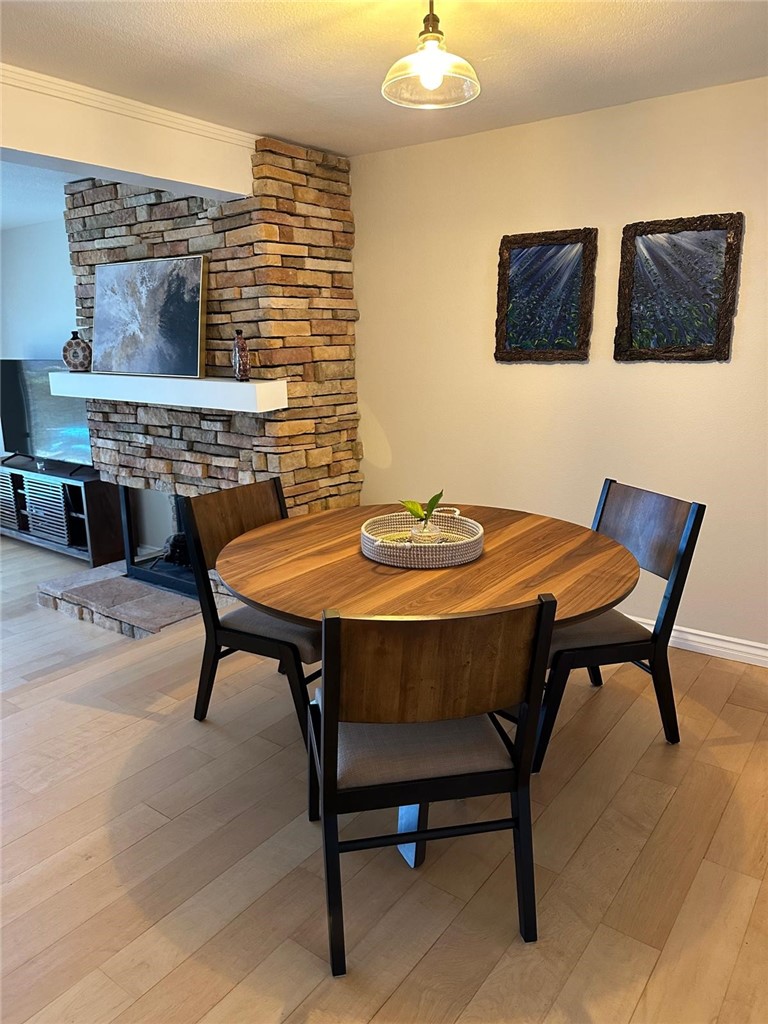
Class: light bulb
417,39,445,91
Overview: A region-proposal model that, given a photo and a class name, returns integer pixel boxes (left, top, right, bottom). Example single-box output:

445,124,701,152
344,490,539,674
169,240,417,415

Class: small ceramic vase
232,330,250,382
62,330,92,372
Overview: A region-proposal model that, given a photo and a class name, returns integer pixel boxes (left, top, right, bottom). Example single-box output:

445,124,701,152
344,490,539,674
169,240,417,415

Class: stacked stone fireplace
63,136,363,511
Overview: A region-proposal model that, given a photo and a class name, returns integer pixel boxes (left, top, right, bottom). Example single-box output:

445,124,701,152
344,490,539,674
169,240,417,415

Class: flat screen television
1,360,92,466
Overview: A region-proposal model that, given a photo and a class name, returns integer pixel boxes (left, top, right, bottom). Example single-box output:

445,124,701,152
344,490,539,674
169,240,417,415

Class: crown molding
1,64,257,150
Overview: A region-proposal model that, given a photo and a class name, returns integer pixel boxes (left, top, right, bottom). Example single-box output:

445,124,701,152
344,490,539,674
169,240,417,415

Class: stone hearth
37,563,200,638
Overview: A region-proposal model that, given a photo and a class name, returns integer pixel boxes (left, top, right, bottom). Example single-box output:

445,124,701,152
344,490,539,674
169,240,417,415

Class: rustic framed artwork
92,255,207,377
495,227,598,363
613,212,744,362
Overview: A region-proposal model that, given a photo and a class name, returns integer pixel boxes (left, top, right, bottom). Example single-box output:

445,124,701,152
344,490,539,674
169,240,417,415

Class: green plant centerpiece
400,489,444,544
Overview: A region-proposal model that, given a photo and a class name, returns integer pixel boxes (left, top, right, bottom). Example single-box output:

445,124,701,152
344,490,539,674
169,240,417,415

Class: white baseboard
631,618,768,669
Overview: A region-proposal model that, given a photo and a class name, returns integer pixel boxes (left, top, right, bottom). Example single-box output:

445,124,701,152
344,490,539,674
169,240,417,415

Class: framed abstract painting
495,227,598,363
92,255,207,377
613,212,744,362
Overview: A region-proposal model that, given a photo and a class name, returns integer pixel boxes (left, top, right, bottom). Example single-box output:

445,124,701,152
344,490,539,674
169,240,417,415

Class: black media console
0,456,123,567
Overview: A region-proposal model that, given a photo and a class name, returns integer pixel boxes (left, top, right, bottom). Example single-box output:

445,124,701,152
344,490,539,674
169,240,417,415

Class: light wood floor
1,537,767,1024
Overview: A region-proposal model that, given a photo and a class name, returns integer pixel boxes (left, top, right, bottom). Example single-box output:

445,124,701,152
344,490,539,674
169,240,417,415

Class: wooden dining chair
179,478,321,743
308,596,557,976
527,479,705,773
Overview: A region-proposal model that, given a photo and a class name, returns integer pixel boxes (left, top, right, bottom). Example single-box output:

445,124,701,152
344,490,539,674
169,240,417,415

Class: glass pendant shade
382,5,480,110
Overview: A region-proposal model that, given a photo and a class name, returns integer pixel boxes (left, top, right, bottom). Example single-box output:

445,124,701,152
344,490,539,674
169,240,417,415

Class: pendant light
382,1,481,110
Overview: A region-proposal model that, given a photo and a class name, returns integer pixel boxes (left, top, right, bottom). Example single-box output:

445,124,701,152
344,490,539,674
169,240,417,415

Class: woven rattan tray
360,508,484,569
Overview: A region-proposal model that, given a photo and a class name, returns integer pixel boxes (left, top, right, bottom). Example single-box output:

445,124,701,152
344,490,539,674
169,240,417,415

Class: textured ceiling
1,1,766,156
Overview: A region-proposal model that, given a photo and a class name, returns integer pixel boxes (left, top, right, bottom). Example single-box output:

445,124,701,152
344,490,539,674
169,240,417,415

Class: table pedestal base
397,803,429,868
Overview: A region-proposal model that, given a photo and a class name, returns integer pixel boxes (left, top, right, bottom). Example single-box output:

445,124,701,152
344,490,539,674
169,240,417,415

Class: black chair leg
512,787,537,942
194,640,221,721
308,743,320,823
282,650,310,748
532,659,570,773
650,648,680,745
588,666,604,687
322,812,346,976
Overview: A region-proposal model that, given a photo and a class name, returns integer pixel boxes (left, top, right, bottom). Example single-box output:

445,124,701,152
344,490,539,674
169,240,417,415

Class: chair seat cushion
220,603,321,664
549,609,652,662
336,714,512,790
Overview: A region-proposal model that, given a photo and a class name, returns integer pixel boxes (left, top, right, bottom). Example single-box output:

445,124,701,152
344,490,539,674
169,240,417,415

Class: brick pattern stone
63,138,363,511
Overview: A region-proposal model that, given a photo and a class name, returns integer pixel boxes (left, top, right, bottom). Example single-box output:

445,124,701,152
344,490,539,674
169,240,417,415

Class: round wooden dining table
217,502,640,868
216,503,640,626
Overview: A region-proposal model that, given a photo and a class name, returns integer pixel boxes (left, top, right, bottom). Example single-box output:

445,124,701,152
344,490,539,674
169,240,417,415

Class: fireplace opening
119,487,197,597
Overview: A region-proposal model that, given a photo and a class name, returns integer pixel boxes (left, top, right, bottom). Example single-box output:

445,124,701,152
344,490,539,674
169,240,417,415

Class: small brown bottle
232,330,250,382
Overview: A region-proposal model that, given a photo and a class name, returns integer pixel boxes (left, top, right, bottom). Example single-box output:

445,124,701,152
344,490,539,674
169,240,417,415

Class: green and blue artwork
614,213,744,362
495,228,597,363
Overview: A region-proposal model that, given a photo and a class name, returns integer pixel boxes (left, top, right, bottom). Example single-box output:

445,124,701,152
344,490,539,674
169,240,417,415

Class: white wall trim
1,64,257,150
632,617,768,668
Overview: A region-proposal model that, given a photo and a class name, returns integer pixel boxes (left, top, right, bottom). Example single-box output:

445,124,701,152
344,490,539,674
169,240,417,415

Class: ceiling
0,160,74,230
1,1,766,156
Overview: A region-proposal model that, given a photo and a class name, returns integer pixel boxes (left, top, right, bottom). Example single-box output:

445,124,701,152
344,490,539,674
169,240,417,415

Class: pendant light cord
421,0,442,38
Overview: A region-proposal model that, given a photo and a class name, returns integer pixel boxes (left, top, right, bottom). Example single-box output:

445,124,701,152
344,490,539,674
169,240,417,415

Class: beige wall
352,79,768,645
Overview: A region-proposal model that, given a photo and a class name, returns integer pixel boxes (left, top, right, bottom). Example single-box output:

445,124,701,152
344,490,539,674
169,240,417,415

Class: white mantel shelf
49,372,288,414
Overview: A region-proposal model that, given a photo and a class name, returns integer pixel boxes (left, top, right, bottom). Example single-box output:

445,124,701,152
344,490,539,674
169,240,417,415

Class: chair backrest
179,478,287,627
320,596,556,783
181,478,287,570
593,479,705,639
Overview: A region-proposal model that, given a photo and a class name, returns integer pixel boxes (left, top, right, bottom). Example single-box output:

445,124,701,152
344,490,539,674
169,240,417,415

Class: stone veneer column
63,137,363,511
